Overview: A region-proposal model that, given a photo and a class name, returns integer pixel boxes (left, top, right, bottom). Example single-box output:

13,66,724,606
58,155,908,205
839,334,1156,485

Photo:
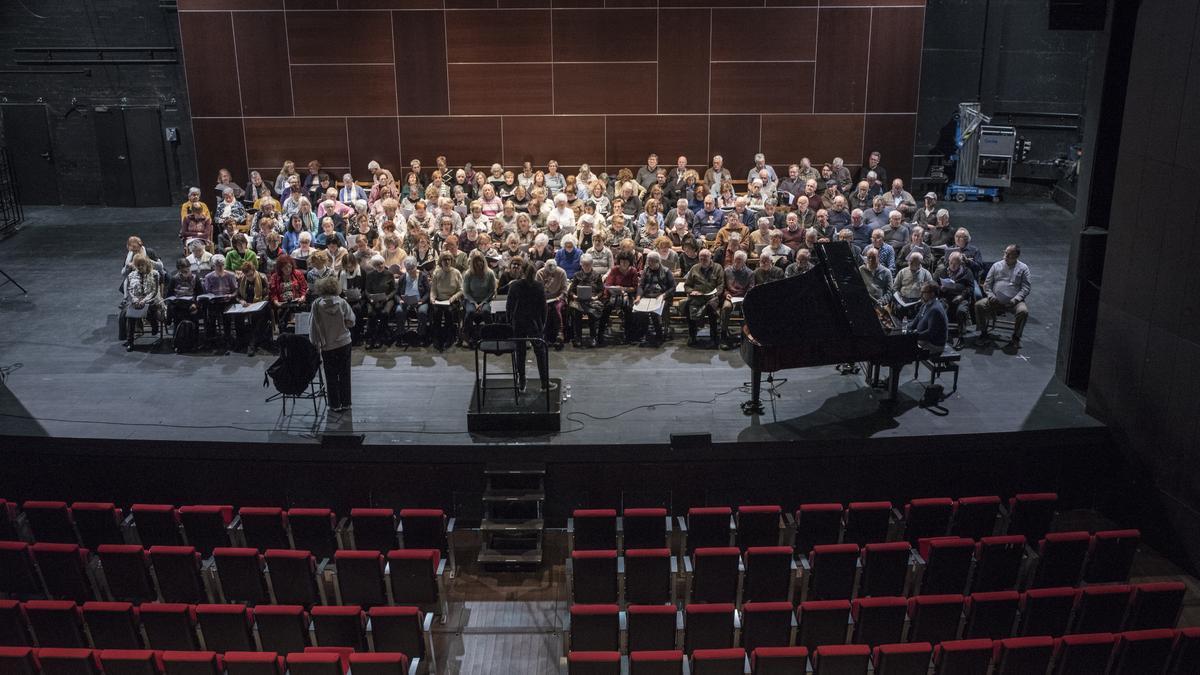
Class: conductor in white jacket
309,275,356,413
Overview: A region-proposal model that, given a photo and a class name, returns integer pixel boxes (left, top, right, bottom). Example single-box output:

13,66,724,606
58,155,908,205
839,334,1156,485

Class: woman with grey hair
214,187,247,234
309,275,355,413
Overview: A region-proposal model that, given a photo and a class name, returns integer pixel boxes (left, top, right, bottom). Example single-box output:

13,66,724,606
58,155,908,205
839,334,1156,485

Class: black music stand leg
0,266,27,295
742,368,765,415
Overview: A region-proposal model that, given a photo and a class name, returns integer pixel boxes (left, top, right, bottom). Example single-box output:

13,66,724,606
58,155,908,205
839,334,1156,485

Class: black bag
264,333,322,395
174,319,199,353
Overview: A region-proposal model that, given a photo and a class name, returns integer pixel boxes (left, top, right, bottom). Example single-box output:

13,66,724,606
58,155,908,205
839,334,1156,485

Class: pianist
913,283,949,354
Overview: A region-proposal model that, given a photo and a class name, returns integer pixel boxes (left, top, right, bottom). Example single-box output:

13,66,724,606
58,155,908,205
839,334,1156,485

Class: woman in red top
269,254,308,331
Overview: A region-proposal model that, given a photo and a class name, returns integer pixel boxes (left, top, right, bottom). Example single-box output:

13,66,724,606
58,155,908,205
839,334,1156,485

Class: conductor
504,256,549,393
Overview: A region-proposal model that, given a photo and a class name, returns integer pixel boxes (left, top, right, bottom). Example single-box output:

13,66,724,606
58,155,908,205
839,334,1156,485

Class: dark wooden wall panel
286,11,392,64
866,7,925,113
829,0,923,5
291,65,397,116
179,12,240,117
502,116,606,167
605,116,708,167
709,115,761,180
346,0,441,7
244,117,348,170
287,0,336,7
234,12,293,117
761,114,864,168
863,114,916,182
711,62,814,114
449,64,552,115
394,12,449,116
348,117,401,175
179,0,281,9
399,117,502,167
193,118,247,192
657,10,709,115
553,65,657,114
445,11,551,62
710,9,817,62
552,10,657,62
815,8,870,114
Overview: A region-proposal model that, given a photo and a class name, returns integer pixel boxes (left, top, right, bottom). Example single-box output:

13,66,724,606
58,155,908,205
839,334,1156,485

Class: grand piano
739,241,921,414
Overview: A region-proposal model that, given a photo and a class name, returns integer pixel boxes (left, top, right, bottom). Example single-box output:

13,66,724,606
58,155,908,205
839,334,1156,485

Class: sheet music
433,299,451,306
633,297,664,315
225,301,267,314
576,285,593,301
294,312,312,336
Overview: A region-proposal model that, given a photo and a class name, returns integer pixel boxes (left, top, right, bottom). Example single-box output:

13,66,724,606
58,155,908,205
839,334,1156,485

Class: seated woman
602,252,640,345
653,236,680,277
322,236,347,270
678,238,701,276
567,253,605,348
202,254,239,353
314,217,346,249
224,233,259,276
535,259,568,349
235,260,271,356
636,250,675,347
282,214,307,253
585,180,611,218
290,230,315,266
215,217,240,254
380,234,408,271
269,254,308,331
339,252,367,346
513,213,537,249
395,256,432,344
431,215,457,252
364,254,398,349
180,202,213,251
123,253,166,351
245,170,273,207
304,249,336,302
443,234,468,272
180,186,210,222
215,168,245,202
429,251,464,351
478,184,503,217
185,238,214,275
409,232,436,272
294,197,318,232
716,181,738,210
460,250,497,346
214,187,248,234
528,233,555,267
461,223,483,255
554,234,582,279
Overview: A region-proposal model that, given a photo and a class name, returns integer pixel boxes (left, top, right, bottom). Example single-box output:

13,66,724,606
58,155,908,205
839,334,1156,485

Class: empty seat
630,649,685,675
904,498,953,545
398,508,449,554
254,606,309,655
850,597,906,647
149,546,205,603
571,509,618,552
310,605,366,650
284,652,341,675
368,606,427,661
950,496,1001,540
348,653,411,675
742,602,794,653
223,651,283,675
0,646,38,675
1084,529,1140,584
349,508,398,554
1169,626,1200,674
0,500,17,541
32,543,94,601
161,650,222,675
743,546,794,603
686,507,733,555
98,649,161,675
916,537,974,596
0,542,42,598
386,548,443,610
1051,632,1116,675
178,506,234,558
623,508,670,550
797,600,850,652
859,543,910,598
932,639,993,675
684,603,736,653
569,604,621,652
627,605,679,652
70,503,124,551
568,650,621,675
333,550,387,607
625,548,674,605
873,642,932,675
690,547,740,604
82,602,141,649
0,600,32,646
25,600,86,648
238,508,290,553
1125,581,1185,631
212,548,268,605
263,549,320,606
37,648,102,675
795,503,844,556
139,603,199,651
1018,587,1076,638
196,604,255,652
23,501,77,544
1007,493,1057,543
1072,585,1131,634
908,594,964,645
750,646,809,674
131,505,183,547
843,502,891,547
286,509,338,561
692,647,746,675
737,505,782,549
970,535,1025,593
962,591,1018,640
1031,531,1089,589
1110,628,1175,675
992,636,1055,675
805,544,859,601
570,550,619,604
97,545,156,603
812,644,870,674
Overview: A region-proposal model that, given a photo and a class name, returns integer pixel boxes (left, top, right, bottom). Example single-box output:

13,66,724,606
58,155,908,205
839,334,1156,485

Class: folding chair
286,509,338,562
24,600,86,648
737,505,783,550
683,603,737,653
1109,628,1175,675
349,509,398,554
1051,632,1116,675
178,505,235,558
743,546,795,603
627,605,679,652
630,650,685,675
568,650,621,675
931,639,993,675
623,508,670,551
741,602,795,653
916,537,973,596
873,642,932,675
797,600,850,652
238,508,290,553
843,502,892,547
903,498,953,545
812,644,870,674
32,544,95,602
368,606,432,666
962,591,1018,640
568,604,621,653
689,547,741,605
859,543,910,598
36,648,103,675
310,605,366,650
97,545,156,603
569,550,620,605
82,602,142,649
685,507,734,555
70,503,125,551
264,549,322,606
795,504,844,557
0,646,38,675
749,646,808,675
970,535,1024,593
1083,529,1139,584
570,509,619,552
1031,531,1089,589
254,605,310,655
950,496,1001,540
98,649,162,675
0,542,42,599
131,505,183,548
850,597,906,647
333,550,387,607
212,548,269,605
196,604,255,653
161,650,222,675
22,501,77,545
1007,493,1057,543
625,548,675,606
1071,585,1131,634
692,647,746,675
1124,581,1185,631
907,594,964,645
149,546,206,604
139,603,199,651
803,544,859,601
992,636,1054,675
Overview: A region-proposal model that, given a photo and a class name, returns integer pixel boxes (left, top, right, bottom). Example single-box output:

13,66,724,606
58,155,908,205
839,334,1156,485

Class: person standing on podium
505,257,549,393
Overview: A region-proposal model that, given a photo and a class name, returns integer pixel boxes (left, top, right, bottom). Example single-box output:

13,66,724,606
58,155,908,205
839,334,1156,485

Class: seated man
568,254,605,348
364,254,397,349
885,178,917,219
535,259,568,349
785,248,814,278
913,282,949,354
892,251,933,320
166,257,203,338
683,247,725,349
693,194,725,241
949,227,985,278
602,252,640,345
882,210,910,249
719,250,754,349
754,250,784,284
712,208,750,264
859,248,892,304
935,251,975,349
975,244,1031,349
898,226,932,266
395,256,431,344
865,228,897,272
762,230,792,268
635,251,675,347
927,209,955,248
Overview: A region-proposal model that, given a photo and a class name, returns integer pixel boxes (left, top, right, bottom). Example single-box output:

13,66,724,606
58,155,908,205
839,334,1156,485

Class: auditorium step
479,464,546,571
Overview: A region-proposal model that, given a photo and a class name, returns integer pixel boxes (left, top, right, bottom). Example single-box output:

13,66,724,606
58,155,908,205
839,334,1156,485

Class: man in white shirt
975,244,1031,348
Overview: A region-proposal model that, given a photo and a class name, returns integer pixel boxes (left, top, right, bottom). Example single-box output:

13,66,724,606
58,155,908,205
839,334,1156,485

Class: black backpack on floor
173,320,199,353
264,333,322,395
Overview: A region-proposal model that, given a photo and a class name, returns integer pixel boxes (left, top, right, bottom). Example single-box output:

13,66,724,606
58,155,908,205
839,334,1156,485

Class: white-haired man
893,251,933,320
720,249,754,349
635,251,675,347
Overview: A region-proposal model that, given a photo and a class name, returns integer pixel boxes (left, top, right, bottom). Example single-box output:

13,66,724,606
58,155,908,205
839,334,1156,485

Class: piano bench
914,350,961,393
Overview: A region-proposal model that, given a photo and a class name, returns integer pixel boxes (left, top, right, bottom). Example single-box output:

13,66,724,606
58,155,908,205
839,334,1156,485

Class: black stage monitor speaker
1049,0,1107,30
321,433,365,448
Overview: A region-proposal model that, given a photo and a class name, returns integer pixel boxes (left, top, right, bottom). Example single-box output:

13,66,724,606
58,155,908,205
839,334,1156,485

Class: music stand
0,266,27,295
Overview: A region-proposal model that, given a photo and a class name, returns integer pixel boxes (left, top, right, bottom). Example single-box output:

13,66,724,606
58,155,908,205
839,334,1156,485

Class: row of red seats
0,600,432,662
565,583,1185,655
0,646,413,675
567,628,1200,675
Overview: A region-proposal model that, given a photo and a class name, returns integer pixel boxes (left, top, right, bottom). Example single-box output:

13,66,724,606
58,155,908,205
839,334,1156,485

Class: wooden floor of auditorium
0,199,1100,447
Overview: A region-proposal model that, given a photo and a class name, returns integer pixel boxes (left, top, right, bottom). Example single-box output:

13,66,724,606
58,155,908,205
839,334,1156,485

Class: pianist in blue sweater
914,282,949,354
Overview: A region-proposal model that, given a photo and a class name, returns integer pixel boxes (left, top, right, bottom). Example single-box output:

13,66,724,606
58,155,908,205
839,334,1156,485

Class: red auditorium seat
283,651,341,675
70,503,124,550
625,548,675,605
223,651,283,675
131,504,183,547
161,650,222,675
794,503,844,556
0,541,42,598
347,652,411,675
0,499,18,541
932,639,993,675
196,604,255,653
812,644,870,674
743,546,794,603
0,646,39,675
903,498,953,544
568,650,621,675
569,604,621,652
138,603,199,651
310,605,366,650
238,508,290,553
348,508,397,554
37,648,102,675
689,547,740,604
627,605,679,652
631,650,685,675
992,636,1055,675
0,599,32,646
367,606,429,662
286,508,338,561
1084,529,1140,584
1051,632,1117,674
333,550,387,607
1125,581,1186,631
962,591,1019,640
1170,627,1200,674
873,641,932,675
1071,585,1132,634
950,496,1001,540
387,548,444,612
797,600,850,652
683,603,736,653
691,647,746,675
398,508,449,555
212,548,268,605
850,597,906,647
742,602,794,653
1110,628,1175,675
569,549,619,604
750,646,809,674
571,509,618,552
916,537,974,596
844,502,892,546
1018,587,1076,638
970,535,1025,593
859,542,911,598
32,543,94,601
804,544,859,601
98,649,162,675
686,507,734,554
24,600,86,648
1007,493,1057,542
178,505,234,557
23,501,77,544
907,594,964,645
253,605,310,655
1031,531,1089,589
149,546,206,603
263,549,321,606
96,545,156,603
623,508,670,550
737,505,783,549
82,602,141,649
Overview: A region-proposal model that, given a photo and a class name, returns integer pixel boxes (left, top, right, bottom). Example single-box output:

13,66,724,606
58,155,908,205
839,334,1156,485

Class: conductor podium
467,327,561,433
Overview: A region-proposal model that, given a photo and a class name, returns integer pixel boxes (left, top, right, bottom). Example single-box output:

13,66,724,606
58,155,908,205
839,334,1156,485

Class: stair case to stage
477,464,546,570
